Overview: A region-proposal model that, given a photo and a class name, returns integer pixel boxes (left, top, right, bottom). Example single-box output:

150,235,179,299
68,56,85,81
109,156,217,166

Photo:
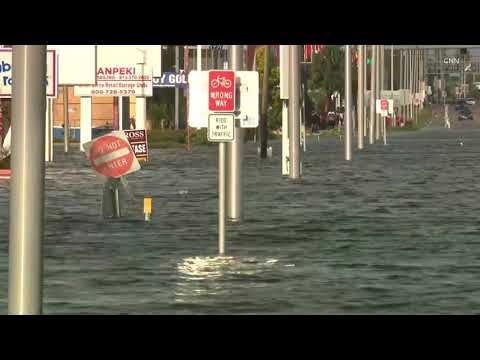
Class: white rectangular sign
280,45,290,100
47,45,97,85
376,100,388,117
208,114,235,142
189,70,259,129
236,71,259,128
97,45,162,78
74,65,153,97
0,49,57,98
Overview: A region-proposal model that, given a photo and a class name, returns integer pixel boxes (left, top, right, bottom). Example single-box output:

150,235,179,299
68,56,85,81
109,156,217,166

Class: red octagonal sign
208,70,235,112
89,135,135,178
381,99,388,111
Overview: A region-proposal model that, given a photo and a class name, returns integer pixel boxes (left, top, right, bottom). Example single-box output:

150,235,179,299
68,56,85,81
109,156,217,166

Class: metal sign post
369,45,377,145
208,70,236,254
226,45,244,223
345,45,352,161
357,45,364,149
288,45,301,179
63,85,69,153
280,45,290,176
208,114,235,255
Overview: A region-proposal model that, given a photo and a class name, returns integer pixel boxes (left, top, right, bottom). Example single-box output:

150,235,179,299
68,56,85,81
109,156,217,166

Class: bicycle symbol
211,76,232,89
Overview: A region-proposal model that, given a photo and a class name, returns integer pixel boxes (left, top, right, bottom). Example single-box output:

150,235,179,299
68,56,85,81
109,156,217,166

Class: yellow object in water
144,197,152,214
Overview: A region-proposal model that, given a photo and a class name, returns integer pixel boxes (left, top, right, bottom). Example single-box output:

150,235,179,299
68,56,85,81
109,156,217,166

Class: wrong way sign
208,70,235,112
83,131,141,178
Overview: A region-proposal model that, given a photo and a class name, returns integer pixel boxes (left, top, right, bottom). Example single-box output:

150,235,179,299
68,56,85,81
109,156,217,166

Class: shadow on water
2,128,480,313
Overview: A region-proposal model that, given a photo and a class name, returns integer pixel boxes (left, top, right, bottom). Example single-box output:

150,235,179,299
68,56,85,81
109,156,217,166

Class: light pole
9,45,47,315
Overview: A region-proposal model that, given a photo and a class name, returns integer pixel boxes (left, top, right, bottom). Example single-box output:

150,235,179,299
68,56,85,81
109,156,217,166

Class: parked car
458,109,473,121
327,112,337,128
465,98,476,106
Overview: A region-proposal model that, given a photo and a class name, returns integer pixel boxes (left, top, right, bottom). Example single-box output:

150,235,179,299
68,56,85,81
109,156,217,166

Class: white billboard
47,45,97,85
96,45,162,77
74,65,152,97
0,49,58,98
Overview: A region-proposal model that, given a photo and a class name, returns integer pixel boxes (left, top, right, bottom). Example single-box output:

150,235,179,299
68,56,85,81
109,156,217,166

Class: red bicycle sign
210,75,232,89
208,70,235,112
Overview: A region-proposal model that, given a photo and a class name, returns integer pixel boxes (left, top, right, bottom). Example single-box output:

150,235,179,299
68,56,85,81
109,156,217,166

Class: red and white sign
83,131,140,178
0,169,10,180
124,129,148,160
208,70,235,112
74,65,153,97
381,99,388,111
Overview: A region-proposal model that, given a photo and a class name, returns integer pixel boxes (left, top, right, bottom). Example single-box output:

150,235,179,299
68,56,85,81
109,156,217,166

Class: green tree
307,45,357,112
256,46,282,131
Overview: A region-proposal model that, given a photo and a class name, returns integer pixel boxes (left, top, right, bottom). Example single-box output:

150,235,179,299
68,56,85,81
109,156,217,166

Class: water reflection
174,256,293,305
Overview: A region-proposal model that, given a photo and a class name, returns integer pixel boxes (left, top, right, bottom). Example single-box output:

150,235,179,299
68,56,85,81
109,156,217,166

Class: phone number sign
74,65,153,97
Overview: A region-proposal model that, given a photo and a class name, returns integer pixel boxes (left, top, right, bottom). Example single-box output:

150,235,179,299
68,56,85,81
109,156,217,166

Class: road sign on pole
83,131,140,178
208,70,235,112
208,114,235,142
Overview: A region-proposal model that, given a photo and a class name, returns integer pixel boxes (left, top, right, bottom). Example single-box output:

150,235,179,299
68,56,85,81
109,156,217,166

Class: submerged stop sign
89,135,135,178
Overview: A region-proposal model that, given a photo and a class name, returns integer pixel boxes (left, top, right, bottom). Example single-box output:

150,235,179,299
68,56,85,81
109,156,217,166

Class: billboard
0,49,57,98
47,45,97,85
96,45,162,78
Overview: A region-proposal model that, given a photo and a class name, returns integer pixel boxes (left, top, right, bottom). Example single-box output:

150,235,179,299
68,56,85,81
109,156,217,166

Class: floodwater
2,124,480,314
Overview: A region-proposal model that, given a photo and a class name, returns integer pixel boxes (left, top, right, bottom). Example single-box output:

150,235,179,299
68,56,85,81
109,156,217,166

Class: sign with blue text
153,71,188,88
0,49,58,98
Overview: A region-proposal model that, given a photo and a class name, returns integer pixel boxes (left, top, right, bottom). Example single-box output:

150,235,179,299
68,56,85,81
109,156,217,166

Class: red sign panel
208,70,235,112
381,99,388,110
89,135,135,178
124,129,148,160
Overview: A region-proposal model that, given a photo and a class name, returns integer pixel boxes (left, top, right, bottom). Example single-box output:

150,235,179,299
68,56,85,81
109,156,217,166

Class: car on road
465,98,476,106
458,108,474,121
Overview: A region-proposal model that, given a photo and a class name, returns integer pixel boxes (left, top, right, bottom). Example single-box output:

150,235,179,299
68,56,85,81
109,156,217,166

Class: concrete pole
411,50,415,120
380,45,385,136
289,45,301,179
400,50,403,122
260,46,270,158
80,97,92,151
357,45,364,149
375,45,381,141
369,45,377,144
226,45,244,222
45,98,53,162
175,46,180,130
63,85,69,153
280,45,290,176
364,46,368,139
345,45,352,161
391,45,394,127
197,45,202,70
415,49,419,123
406,50,410,120
121,97,130,130
118,97,123,131
409,50,413,121
135,97,146,129
9,45,47,315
